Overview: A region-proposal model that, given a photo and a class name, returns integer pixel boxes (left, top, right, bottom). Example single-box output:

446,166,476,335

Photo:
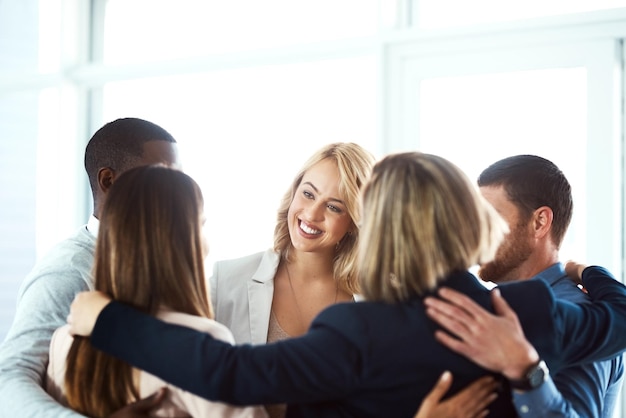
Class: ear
97,167,116,194
532,206,553,239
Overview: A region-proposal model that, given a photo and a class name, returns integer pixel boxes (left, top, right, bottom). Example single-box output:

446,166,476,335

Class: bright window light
419,67,588,260
100,55,379,269
103,0,380,63
417,0,626,29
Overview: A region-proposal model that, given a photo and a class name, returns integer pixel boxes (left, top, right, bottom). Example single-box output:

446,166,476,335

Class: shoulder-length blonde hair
65,165,211,417
359,152,508,303
273,143,375,295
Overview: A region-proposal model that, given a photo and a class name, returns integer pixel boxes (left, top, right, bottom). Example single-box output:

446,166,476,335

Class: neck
287,250,335,282
517,250,560,280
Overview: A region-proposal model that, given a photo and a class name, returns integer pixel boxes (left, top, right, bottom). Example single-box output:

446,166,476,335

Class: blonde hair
65,165,211,417
359,152,508,303
273,143,376,294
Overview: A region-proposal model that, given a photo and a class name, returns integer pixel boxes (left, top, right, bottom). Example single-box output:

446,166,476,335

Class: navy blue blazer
91,266,626,418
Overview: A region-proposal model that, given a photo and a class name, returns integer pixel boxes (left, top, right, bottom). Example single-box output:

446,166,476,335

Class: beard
479,221,533,283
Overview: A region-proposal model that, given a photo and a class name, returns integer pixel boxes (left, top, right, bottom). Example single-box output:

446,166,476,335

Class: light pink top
46,309,268,418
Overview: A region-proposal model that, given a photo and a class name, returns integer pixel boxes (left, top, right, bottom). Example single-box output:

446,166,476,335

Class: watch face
509,360,550,391
528,360,548,388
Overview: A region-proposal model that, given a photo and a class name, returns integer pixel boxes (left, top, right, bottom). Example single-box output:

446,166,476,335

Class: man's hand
67,290,112,336
424,287,539,380
109,388,168,417
414,372,497,418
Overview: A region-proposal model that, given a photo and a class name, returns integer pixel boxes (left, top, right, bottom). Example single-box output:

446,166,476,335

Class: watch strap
508,360,549,391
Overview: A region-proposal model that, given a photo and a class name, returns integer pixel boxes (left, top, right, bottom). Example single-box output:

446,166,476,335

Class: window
419,68,588,259
415,0,626,29
384,23,624,277
100,56,379,267
101,0,381,63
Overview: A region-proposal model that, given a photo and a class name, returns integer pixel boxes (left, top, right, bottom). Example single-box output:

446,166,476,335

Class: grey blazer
210,249,280,344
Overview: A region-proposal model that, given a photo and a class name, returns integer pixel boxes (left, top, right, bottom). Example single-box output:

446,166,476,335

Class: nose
303,200,324,222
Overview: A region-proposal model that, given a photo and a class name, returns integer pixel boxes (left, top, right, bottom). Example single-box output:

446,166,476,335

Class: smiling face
287,159,353,257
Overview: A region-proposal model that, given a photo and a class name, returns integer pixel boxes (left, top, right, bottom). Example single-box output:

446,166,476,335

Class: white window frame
382,9,625,276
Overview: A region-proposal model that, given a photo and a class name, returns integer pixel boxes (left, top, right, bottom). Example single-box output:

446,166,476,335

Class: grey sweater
0,224,95,418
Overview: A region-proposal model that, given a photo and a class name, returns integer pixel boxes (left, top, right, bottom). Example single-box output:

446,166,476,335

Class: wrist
508,359,549,392
502,347,540,380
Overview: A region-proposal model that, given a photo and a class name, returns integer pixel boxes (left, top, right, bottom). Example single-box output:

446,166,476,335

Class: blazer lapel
247,250,280,344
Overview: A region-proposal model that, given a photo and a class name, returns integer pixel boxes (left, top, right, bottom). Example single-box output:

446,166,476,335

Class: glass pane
417,0,626,29
103,0,380,64
101,55,379,269
419,68,587,260
0,90,38,341
0,0,40,73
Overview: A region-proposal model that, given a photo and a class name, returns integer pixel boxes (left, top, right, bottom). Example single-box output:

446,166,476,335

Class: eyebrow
302,181,346,206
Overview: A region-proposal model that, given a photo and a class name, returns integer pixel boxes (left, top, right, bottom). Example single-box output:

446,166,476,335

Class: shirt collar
87,215,99,238
532,262,565,285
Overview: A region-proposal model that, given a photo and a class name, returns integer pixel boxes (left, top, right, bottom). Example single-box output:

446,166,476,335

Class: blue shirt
512,263,625,417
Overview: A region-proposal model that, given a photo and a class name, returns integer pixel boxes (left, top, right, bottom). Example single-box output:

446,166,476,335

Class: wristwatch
508,360,549,391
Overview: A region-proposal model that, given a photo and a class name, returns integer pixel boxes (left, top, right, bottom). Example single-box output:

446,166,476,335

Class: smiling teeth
300,222,322,235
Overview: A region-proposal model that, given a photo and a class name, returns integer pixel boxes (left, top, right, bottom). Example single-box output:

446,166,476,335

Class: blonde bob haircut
359,152,508,303
65,165,211,417
273,142,376,295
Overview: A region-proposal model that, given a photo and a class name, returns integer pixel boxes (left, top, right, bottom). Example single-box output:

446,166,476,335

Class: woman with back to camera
45,165,266,418
67,152,626,417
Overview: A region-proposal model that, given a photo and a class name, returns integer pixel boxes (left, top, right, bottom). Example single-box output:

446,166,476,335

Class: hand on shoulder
67,290,112,337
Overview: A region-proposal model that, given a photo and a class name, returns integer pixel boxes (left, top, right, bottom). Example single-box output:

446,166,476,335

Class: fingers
424,293,487,344
564,260,586,283
437,287,489,319
131,387,168,411
421,374,497,418
67,291,112,336
425,371,453,403
129,387,168,413
108,388,168,417
425,307,472,345
454,376,498,416
490,288,515,320
433,329,463,351
414,372,453,418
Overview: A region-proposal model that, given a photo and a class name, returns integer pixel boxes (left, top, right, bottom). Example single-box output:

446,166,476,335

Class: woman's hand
67,290,112,336
109,388,168,418
564,260,588,286
414,372,497,418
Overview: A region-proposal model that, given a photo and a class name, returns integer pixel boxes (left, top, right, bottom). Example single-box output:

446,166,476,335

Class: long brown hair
273,143,375,295
64,165,211,417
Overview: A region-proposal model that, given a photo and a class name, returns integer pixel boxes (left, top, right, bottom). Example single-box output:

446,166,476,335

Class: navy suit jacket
91,266,626,418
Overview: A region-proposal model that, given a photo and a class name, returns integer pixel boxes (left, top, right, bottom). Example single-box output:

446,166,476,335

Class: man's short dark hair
478,154,573,248
84,117,177,197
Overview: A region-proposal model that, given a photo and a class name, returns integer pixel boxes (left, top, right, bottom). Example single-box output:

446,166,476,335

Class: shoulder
17,229,94,307
215,250,276,271
497,280,562,353
312,300,384,335
498,279,554,309
45,226,96,261
157,311,236,344
23,226,95,289
212,249,279,283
